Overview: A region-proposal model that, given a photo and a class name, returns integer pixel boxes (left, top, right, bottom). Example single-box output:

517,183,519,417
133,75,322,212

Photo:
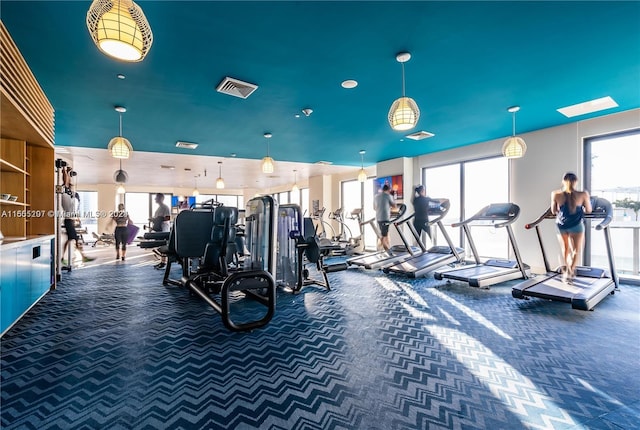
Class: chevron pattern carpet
2,253,639,429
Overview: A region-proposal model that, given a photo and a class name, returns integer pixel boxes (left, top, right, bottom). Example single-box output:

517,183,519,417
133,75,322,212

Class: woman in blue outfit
550,172,592,283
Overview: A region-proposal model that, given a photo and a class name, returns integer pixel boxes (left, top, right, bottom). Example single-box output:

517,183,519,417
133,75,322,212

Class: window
76,191,98,237
341,180,363,243
423,164,461,247
423,156,509,258
341,177,376,250
290,188,300,206
301,188,309,218
124,192,157,231
278,191,289,205
585,129,640,278
463,157,509,258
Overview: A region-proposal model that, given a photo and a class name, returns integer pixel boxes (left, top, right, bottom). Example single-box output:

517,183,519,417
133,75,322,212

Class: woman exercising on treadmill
550,172,592,284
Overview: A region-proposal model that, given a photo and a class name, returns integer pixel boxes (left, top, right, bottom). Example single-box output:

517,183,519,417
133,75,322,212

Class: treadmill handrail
452,203,520,228
524,197,613,230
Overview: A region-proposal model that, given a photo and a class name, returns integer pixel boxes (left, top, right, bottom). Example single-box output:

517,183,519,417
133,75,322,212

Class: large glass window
76,191,98,238
423,164,461,247
423,156,509,258
290,188,300,206
278,191,289,205
585,130,640,278
301,188,310,218
125,192,155,231
341,180,363,243
341,178,376,250
464,157,509,258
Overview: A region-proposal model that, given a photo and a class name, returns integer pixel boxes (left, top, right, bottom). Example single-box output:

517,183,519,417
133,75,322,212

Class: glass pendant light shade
87,0,153,62
116,184,126,194
388,96,420,131
388,52,420,131
502,136,527,159
261,156,275,174
216,178,225,189
192,188,200,196
291,183,299,193
108,136,133,159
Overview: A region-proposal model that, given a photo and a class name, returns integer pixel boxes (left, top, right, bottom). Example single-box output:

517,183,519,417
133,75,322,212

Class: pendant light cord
512,111,516,137
401,62,406,97
119,113,123,137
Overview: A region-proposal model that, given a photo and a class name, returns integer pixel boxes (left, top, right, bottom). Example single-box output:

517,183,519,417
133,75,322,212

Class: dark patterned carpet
2,254,639,429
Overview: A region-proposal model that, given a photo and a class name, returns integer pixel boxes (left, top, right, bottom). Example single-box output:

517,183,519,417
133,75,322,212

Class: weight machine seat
201,206,238,275
291,232,348,293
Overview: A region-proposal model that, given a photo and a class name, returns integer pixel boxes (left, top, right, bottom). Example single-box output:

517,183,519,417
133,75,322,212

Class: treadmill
347,204,420,270
384,198,465,278
434,203,530,288
512,197,619,311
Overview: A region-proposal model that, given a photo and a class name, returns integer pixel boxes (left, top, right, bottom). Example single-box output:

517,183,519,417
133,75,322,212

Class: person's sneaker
82,256,96,262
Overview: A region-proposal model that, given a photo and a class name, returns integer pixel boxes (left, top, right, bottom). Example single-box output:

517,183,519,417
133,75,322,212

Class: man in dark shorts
374,184,397,251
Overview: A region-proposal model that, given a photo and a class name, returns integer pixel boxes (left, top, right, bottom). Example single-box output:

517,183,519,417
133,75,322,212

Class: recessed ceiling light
264,132,272,138
230,153,237,157
294,114,300,118
557,96,618,118
341,79,358,89
117,74,125,80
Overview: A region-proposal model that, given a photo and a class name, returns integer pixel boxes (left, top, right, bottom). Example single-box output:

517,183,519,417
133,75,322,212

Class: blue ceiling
2,1,639,167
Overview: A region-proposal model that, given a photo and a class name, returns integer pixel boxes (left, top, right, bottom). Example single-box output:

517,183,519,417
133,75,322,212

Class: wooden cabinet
1,21,55,241
1,21,56,336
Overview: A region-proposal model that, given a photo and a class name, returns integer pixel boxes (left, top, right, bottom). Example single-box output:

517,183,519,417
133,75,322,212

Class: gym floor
1,248,639,429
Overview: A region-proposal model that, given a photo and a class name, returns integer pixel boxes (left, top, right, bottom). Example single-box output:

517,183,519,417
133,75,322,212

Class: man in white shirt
152,193,171,232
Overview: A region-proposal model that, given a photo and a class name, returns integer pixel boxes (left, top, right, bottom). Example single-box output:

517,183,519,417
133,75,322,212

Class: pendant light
502,106,527,159
291,170,299,193
86,0,153,62
192,175,200,196
357,150,367,182
216,162,225,189
261,132,275,173
113,158,128,194
388,52,420,131
107,106,133,159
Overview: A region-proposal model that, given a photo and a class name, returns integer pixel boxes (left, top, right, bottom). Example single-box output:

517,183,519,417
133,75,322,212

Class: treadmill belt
444,265,502,279
524,275,584,297
389,253,444,271
522,275,612,297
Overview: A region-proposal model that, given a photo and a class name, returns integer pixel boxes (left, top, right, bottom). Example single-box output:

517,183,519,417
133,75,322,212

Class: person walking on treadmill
412,185,436,243
550,172,592,284
374,184,397,251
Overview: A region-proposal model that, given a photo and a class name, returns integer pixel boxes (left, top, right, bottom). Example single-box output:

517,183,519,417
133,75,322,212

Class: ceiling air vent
405,131,435,141
160,165,175,170
216,77,258,99
176,141,198,149
314,160,333,165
